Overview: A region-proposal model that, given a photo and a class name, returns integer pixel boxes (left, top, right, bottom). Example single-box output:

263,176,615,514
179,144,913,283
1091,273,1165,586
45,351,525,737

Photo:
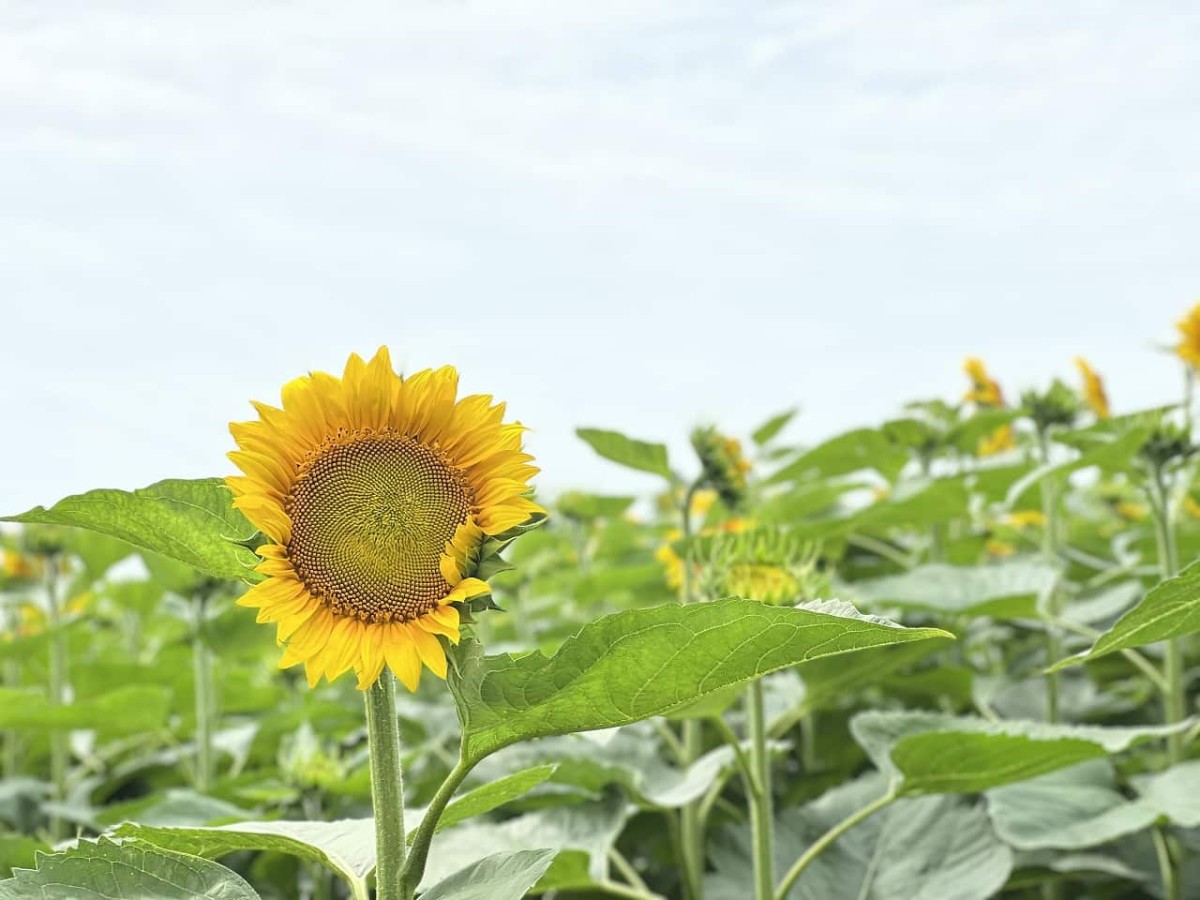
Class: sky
2,0,1199,513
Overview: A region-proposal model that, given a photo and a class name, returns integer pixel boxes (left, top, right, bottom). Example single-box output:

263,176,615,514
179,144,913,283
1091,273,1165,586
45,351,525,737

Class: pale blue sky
3,1,1198,512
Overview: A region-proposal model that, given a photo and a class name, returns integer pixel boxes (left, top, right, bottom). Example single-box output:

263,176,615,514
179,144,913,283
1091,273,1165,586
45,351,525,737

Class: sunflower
1073,357,1110,420
963,357,1005,407
978,424,1016,456
1175,303,1200,369
227,348,543,691
691,427,752,509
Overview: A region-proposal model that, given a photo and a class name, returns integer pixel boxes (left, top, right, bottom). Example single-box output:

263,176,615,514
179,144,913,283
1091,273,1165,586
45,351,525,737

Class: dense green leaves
3,479,259,582
0,838,259,899
1051,559,1200,670
0,685,170,736
450,598,951,763
575,428,672,478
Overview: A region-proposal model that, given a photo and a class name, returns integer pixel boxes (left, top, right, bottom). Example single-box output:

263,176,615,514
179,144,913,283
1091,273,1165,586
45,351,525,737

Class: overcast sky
3,1,1198,513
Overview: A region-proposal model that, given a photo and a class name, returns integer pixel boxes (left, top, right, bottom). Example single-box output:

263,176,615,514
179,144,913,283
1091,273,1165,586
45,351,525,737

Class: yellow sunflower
1074,357,1110,419
978,424,1016,456
963,357,1005,407
1175,303,1200,369
227,348,544,692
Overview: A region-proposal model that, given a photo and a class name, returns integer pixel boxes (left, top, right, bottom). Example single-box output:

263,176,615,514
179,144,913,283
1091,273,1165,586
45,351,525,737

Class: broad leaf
575,429,671,479
769,428,909,484
851,559,1061,619
449,598,951,763
851,711,1189,795
420,849,558,900
708,774,1012,900
1050,559,1200,671
4,479,259,582
410,765,558,834
0,837,259,899
752,408,798,446
0,685,170,736
1005,427,1152,508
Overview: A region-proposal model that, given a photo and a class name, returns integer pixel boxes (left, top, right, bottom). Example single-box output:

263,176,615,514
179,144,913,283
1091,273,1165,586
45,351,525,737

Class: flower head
978,424,1016,456
963,357,1005,408
1175,303,1200,369
690,427,751,510
1074,357,1110,420
227,348,544,691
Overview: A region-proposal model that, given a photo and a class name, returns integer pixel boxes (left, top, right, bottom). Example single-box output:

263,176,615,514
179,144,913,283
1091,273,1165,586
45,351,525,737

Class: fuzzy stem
45,557,68,839
747,680,775,900
774,783,898,900
402,758,471,889
365,674,408,900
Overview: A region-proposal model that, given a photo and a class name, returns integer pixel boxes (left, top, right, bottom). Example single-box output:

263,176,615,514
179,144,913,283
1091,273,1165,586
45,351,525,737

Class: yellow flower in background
691,427,752,510
986,539,1016,558
978,425,1016,456
2,549,39,581
1006,509,1046,529
1074,357,1110,419
725,563,800,605
1174,303,1200,369
1115,500,1148,522
963,357,1005,407
227,348,544,691
1185,496,1200,519
655,539,686,591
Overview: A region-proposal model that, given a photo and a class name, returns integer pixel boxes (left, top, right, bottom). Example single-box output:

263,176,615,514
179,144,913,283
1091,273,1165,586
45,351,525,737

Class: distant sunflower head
690,427,751,510
1175,303,1200,369
227,348,544,692
1074,357,1110,419
702,528,824,606
977,424,1016,456
963,357,1005,408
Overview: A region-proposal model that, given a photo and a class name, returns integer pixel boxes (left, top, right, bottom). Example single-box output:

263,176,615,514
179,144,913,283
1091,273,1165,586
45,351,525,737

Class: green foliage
575,428,672,478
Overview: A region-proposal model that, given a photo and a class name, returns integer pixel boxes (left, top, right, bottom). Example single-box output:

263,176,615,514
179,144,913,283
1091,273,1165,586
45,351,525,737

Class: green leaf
852,711,1191,796
3,479,259,582
769,428,908,484
0,685,170,736
1049,559,1200,671
115,819,374,895
556,493,637,521
851,560,1061,619
708,774,1012,900
575,429,671,478
411,765,558,834
752,408,798,446
0,837,260,899
419,796,627,892
449,598,952,764
419,850,558,900
1005,426,1152,508
987,759,1200,851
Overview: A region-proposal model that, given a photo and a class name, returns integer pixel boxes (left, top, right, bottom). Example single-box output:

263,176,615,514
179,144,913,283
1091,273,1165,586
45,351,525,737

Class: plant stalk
2,604,20,779
45,557,69,839
365,673,409,900
774,782,898,900
1037,430,1063,725
192,592,215,793
678,479,706,900
747,680,775,900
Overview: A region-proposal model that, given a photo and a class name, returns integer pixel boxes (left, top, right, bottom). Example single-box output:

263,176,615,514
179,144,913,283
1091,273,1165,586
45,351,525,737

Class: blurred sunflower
2,548,39,581
1175,303,1200,369
978,424,1016,456
227,348,543,691
1073,357,1110,419
691,427,752,509
963,357,1005,407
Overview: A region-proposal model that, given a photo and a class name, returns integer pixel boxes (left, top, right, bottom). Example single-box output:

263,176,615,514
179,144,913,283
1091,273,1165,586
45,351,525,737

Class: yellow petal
384,625,422,692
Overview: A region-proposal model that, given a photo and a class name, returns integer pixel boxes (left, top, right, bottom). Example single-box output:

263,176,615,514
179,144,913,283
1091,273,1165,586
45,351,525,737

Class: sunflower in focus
1175,303,1200,369
227,348,543,691
1073,358,1110,420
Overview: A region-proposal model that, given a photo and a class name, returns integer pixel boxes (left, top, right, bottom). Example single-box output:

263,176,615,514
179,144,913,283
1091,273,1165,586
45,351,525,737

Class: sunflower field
1,314,1199,900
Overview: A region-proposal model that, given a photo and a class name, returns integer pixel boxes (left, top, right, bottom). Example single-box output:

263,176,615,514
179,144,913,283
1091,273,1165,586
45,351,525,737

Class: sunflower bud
1138,422,1196,471
701,528,825,606
690,427,751,511
1021,381,1080,434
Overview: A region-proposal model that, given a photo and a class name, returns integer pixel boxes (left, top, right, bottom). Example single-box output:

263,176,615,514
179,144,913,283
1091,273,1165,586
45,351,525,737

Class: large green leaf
419,850,558,900
769,428,909,484
851,559,1061,619
411,765,558,833
3,479,259,582
708,774,1012,900
0,837,260,899
0,685,170,736
987,759,1200,851
449,598,951,763
1050,559,1200,671
851,711,1189,795
575,429,671,478
1005,427,1152,508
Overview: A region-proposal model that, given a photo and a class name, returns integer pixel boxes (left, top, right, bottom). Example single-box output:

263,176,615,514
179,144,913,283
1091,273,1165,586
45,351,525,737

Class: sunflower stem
678,479,706,900
45,556,69,840
2,604,20,780
1037,429,1063,726
365,673,408,900
192,590,216,793
747,680,775,900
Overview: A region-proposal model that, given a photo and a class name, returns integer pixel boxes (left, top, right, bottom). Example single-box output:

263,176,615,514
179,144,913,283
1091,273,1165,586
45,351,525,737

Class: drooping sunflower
691,426,752,510
963,357,1005,407
1175,303,1200,369
227,348,544,691
1073,357,1110,419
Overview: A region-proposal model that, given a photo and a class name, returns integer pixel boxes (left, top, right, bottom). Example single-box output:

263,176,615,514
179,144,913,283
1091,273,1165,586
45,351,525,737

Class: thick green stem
365,674,408,900
45,558,68,839
747,680,774,900
774,783,897,900
1037,431,1062,724
3,605,20,779
402,759,471,889
678,479,706,900
192,593,215,793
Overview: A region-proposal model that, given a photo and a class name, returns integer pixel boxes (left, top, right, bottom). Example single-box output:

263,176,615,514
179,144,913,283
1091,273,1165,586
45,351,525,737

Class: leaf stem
365,673,409,900
1037,429,1063,726
191,590,215,793
609,848,653,895
401,757,472,890
747,680,775,900
774,782,898,900
1153,824,1182,900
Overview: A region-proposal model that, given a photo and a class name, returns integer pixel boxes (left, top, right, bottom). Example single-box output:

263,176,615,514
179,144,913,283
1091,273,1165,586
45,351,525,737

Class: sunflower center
286,435,473,624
